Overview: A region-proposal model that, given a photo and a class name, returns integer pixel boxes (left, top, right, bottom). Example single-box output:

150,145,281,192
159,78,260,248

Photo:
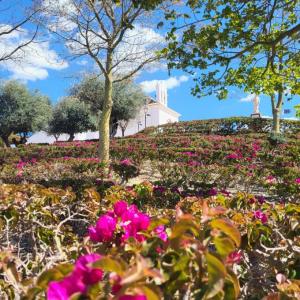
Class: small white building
27,81,180,144
115,81,180,137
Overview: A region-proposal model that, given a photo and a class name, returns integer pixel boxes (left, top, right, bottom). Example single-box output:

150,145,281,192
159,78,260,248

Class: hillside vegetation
0,118,299,299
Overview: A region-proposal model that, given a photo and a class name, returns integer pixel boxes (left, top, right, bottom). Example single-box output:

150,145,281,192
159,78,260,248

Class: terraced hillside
0,118,299,299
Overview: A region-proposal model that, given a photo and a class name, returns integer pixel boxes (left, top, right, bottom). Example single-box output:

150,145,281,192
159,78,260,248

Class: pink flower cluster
266,175,276,184
226,152,242,160
120,158,133,166
54,141,94,147
47,254,103,300
295,178,300,184
47,253,148,300
182,151,197,157
16,158,37,176
89,201,167,243
253,210,268,224
226,250,243,265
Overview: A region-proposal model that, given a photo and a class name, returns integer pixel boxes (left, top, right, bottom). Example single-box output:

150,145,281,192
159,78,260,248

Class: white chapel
27,81,180,144
115,81,181,137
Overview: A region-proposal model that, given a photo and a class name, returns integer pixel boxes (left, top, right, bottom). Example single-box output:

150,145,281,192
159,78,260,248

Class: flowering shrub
112,159,140,183
47,254,103,299
88,200,167,244
0,182,299,299
0,125,299,299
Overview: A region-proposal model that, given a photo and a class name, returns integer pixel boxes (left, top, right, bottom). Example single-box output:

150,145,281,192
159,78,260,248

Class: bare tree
0,1,39,63
119,119,129,137
38,0,164,163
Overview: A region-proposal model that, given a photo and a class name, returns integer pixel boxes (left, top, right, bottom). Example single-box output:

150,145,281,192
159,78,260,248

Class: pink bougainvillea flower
90,201,152,244
154,225,168,242
114,200,128,217
47,275,84,300
120,158,132,166
252,142,261,152
256,195,265,204
121,205,150,231
88,214,117,242
182,151,197,157
276,273,287,284
153,185,166,194
16,160,26,170
120,207,150,242
226,153,242,160
248,197,256,204
74,253,103,285
47,254,103,300
208,188,218,196
295,178,300,184
188,160,201,167
221,189,231,197
266,175,276,184
135,213,151,231
226,250,243,265
110,273,122,294
253,210,268,224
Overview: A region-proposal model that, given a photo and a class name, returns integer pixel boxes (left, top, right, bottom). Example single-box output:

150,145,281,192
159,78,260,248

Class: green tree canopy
165,0,300,133
39,0,163,162
0,80,52,146
71,76,145,137
295,104,300,118
48,97,97,141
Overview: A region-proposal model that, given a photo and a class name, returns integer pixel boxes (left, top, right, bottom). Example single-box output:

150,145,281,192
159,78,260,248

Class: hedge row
141,117,300,135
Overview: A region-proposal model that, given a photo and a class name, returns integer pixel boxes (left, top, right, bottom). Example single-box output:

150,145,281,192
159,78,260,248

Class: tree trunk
121,128,125,137
68,133,75,142
110,119,118,138
99,70,113,163
272,108,281,134
2,135,10,147
271,92,283,134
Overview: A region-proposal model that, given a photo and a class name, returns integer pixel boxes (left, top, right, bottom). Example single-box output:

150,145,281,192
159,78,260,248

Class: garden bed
0,129,299,299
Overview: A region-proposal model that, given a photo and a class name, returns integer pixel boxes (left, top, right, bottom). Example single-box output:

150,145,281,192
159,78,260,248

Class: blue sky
0,1,299,121
21,65,299,121
2,57,298,122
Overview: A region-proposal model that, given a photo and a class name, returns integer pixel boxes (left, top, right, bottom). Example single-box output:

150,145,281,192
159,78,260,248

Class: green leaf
37,264,73,289
170,218,200,239
205,253,227,299
214,237,235,258
93,256,126,275
139,284,162,300
148,217,169,231
210,218,241,247
225,268,240,299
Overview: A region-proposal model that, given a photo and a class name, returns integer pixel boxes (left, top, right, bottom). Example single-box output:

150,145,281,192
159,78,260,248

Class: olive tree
48,96,97,141
71,76,145,137
0,80,52,146
39,0,164,162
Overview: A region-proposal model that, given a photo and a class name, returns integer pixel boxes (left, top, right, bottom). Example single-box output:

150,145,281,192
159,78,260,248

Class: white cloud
42,0,166,78
0,24,68,81
67,24,166,77
76,60,88,66
42,0,78,31
140,75,189,94
240,94,255,102
111,25,166,76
